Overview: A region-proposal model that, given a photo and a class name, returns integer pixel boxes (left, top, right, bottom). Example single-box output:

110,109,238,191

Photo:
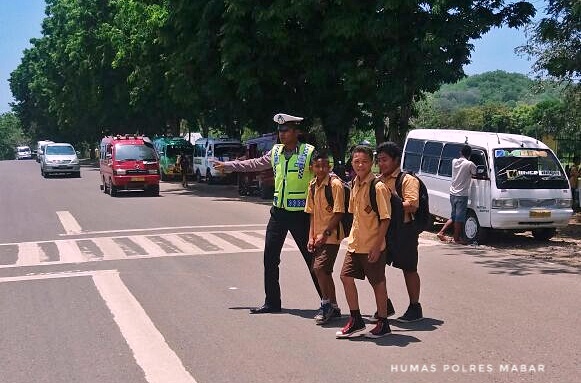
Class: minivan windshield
494,148,568,189
115,144,157,161
214,144,243,159
17,147,30,152
45,145,75,155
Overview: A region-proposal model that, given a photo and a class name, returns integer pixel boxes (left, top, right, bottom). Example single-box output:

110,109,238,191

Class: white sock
321,299,330,305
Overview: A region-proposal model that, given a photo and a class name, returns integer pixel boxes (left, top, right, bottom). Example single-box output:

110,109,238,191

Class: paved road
0,159,579,383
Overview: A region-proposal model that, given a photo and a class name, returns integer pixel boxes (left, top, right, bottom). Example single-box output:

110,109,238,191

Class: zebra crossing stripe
130,236,166,257
93,237,127,260
55,240,87,263
17,243,40,266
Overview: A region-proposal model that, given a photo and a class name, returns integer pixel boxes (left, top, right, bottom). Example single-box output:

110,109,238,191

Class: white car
16,146,32,160
41,143,81,178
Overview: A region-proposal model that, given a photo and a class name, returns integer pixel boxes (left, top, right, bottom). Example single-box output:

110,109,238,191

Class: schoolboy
376,141,424,322
305,151,345,324
336,145,392,338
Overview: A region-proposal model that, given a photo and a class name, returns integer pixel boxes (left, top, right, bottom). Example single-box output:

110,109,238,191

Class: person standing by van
437,145,476,244
213,113,321,314
376,142,423,322
178,151,190,188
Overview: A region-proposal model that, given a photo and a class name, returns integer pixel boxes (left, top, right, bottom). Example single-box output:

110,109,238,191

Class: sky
0,1,546,115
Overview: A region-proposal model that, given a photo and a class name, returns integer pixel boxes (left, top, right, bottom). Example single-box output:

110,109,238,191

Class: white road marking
129,236,166,257
56,211,83,235
0,270,198,383
92,271,197,383
93,237,128,260
58,223,266,237
16,242,42,266
55,240,87,263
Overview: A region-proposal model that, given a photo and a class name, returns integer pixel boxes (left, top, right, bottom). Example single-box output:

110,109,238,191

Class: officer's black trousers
263,207,322,308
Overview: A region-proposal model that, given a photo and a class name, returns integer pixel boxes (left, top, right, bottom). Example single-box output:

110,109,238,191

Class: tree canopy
10,0,536,161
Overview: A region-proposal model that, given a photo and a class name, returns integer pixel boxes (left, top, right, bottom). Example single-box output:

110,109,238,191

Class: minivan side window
421,141,443,174
403,138,424,172
438,143,464,177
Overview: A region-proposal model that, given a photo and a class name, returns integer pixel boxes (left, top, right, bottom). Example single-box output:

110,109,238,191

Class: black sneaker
396,303,423,322
369,299,396,323
336,316,366,338
365,318,392,338
315,303,334,325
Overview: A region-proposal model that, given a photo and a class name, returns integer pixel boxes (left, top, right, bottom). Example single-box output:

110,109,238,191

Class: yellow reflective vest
271,143,315,211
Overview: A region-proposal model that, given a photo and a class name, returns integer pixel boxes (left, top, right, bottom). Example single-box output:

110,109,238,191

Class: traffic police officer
213,113,321,313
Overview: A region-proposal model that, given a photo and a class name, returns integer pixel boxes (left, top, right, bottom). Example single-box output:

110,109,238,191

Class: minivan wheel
196,169,203,183
463,210,488,244
532,228,556,241
109,182,118,197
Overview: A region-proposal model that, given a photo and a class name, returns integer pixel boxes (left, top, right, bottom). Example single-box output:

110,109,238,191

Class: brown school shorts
312,244,340,274
340,251,386,285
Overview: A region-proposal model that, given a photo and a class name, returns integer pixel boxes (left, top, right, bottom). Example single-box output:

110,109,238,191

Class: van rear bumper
112,175,160,189
491,209,573,229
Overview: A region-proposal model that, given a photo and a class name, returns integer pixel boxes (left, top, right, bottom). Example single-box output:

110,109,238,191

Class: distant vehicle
193,137,244,184
402,129,573,242
36,140,54,163
15,146,32,160
99,135,160,196
41,143,80,178
152,137,194,181
238,133,277,199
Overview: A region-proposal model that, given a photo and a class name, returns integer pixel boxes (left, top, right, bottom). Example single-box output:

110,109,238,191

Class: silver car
41,143,81,178
16,146,32,160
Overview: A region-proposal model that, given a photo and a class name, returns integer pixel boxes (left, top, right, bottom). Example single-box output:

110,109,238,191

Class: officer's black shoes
249,304,282,314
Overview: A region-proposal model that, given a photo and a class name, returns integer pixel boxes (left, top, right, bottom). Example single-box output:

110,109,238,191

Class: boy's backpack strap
369,177,380,220
395,171,407,199
324,176,337,207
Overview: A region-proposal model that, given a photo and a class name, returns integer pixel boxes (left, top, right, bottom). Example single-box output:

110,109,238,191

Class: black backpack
396,171,431,234
369,176,405,255
310,176,352,239
370,171,431,239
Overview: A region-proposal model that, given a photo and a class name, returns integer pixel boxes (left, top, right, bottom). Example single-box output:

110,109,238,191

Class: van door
469,149,491,228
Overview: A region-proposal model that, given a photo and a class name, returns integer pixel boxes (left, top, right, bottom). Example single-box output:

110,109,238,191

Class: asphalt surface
0,159,579,383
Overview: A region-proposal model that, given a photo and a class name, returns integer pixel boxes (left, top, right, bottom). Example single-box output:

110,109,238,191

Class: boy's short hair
311,150,330,164
376,141,402,161
461,145,472,158
352,145,374,161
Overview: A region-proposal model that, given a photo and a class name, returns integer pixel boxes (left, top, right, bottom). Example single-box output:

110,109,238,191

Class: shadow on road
349,333,422,347
473,256,580,276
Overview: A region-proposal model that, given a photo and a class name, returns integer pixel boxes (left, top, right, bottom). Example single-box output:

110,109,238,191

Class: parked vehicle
40,143,81,178
99,135,160,196
36,140,54,163
193,137,244,184
152,137,194,181
402,129,573,242
238,133,277,199
15,146,32,160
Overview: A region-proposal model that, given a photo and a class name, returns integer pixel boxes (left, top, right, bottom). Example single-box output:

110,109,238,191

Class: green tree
520,0,580,82
0,113,28,160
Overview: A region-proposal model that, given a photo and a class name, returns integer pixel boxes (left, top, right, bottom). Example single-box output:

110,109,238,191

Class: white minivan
402,129,573,242
193,137,243,183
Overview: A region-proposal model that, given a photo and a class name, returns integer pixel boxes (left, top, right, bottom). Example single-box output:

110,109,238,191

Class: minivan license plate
530,210,551,218
131,177,145,182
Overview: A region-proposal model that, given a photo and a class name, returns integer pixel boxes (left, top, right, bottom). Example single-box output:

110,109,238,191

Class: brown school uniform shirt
347,172,391,253
380,170,420,223
305,175,345,245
